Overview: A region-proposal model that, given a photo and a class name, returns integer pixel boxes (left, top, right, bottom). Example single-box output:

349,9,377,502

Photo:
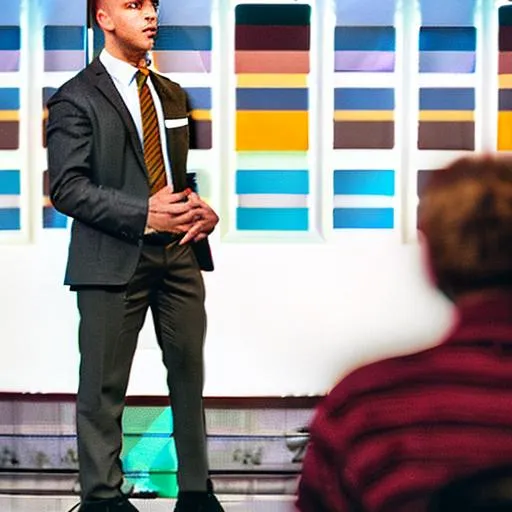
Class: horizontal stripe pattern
235,4,310,232
44,26,85,72
184,88,212,150
0,88,19,150
151,1,212,74
419,88,475,149
333,170,394,230
334,26,396,73
334,89,395,149
499,6,512,150
419,0,477,74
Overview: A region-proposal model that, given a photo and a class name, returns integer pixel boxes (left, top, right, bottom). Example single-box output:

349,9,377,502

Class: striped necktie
136,67,167,195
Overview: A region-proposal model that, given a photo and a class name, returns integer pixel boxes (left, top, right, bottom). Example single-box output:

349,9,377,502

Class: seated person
296,154,512,512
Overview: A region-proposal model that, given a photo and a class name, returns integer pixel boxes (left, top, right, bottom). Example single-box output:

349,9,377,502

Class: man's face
97,0,158,59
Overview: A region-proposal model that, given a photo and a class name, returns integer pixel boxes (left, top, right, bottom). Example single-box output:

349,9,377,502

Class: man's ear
96,8,114,32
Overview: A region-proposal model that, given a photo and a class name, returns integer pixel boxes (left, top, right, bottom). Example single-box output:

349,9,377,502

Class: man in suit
47,1,223,510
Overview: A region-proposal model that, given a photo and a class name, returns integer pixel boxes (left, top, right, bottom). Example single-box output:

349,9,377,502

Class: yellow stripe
190,109,212,121
334,110,394,121
499,75,512,89
0,110,19,121
498,112,512,150
236,111,308,151
237,73,307,88
419,111,474,122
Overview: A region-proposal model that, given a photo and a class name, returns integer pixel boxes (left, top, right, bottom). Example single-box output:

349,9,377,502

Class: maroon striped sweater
296,292,512,512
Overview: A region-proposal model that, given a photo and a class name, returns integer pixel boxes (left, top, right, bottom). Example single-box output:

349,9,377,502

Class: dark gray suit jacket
47,57,213,286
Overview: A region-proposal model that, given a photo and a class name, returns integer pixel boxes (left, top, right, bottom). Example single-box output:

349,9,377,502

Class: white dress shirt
99,49,173,190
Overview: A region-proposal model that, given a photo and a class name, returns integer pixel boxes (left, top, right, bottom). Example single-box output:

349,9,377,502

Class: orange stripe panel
236,111,309,151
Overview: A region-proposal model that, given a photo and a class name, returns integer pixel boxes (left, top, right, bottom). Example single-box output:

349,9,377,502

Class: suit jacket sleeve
47,92,147,244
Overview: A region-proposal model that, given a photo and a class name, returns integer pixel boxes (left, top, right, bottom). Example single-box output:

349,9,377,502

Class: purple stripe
335,51,395,72
420,51,476,73
152,51,212,73
0,51,20,72
44,50,86,72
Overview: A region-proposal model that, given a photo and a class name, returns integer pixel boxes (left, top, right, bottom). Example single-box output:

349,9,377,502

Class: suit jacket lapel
150,73,188,191
86,58,147,175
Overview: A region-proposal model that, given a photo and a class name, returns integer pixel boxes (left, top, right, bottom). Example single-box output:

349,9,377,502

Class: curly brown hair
419,154,512,298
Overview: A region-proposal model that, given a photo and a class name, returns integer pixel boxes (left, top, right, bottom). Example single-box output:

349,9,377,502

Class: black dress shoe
173,492,224,512
76,496,139,511
173,480,225,512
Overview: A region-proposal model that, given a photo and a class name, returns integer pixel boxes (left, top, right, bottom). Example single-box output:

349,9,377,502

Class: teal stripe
237,170,309,194
334,208,394,229
237,208,308,231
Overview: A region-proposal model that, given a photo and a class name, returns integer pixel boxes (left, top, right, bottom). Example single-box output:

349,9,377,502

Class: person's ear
96,8,114,32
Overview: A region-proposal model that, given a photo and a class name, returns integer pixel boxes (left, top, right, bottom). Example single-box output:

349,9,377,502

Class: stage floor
0,495,296,511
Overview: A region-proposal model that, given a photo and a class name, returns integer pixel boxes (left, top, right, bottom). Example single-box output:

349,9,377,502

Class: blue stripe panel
43,207,68,229
420,88,475,110
44,26,85,50
0,208,20,230
159,0,212,26
0,27,20,50
0,170,20,194
41,0,87,25
420,0,476,27
334,170,394,196
334,208,394,229
334,88,394,110
0,88,19,110
334,27,395,51
154,26,212,51
336,0,396,27
237,89,309,111
237,208,308,231
183,88,211,110
0,0,21,25
419,27,476,52
236,170,309,194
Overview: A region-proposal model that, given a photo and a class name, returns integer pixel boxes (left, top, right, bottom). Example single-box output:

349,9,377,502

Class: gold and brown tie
136,67,167,195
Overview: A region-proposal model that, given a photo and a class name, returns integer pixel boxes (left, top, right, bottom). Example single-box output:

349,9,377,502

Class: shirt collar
99,49,138,87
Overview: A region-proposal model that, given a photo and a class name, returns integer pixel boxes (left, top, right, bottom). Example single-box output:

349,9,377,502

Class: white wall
0,230,453,396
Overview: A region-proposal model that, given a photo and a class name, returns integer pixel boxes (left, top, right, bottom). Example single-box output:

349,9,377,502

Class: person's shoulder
319,345,439,418
48,64,95,105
